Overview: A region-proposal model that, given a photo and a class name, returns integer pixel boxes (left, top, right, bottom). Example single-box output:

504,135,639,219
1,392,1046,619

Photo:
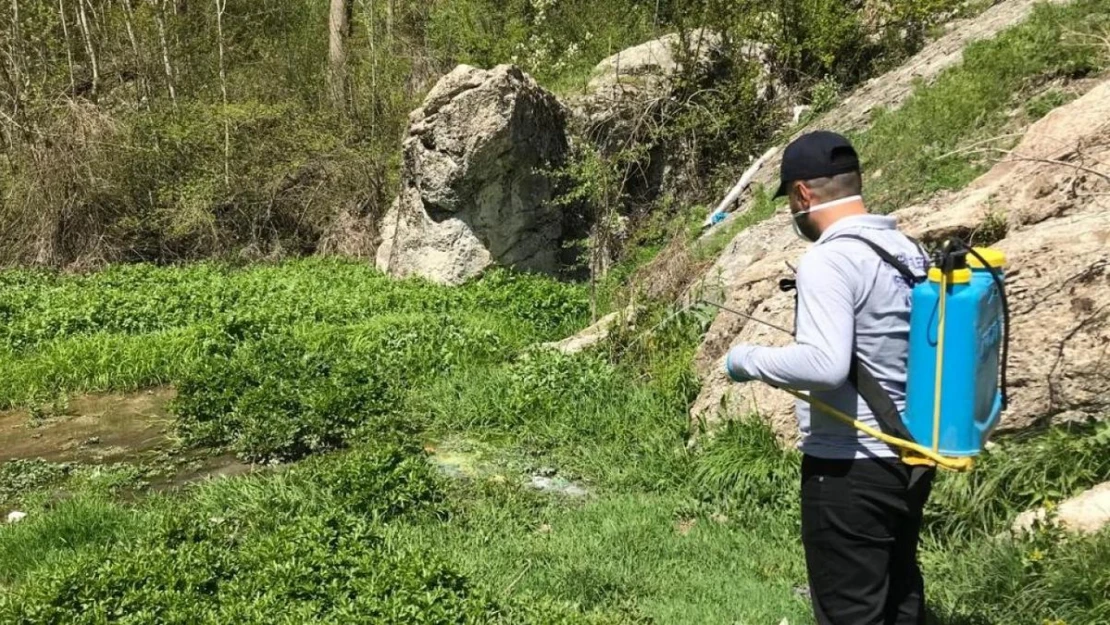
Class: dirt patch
0,389,177,464
1,388,260,498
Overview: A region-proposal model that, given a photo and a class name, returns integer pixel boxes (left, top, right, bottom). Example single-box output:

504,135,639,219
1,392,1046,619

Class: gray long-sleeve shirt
726,214,929,459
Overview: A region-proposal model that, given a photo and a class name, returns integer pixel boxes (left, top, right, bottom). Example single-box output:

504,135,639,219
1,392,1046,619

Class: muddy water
0,389,177,464
0,388,255,492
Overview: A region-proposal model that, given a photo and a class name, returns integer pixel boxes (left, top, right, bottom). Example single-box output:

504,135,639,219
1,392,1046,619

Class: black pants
801,455,935,625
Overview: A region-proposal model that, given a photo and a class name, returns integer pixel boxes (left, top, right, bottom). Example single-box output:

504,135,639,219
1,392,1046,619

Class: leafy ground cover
1,258,1107,624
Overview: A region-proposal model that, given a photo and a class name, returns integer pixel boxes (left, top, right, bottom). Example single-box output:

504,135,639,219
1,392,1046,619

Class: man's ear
791,181,812,205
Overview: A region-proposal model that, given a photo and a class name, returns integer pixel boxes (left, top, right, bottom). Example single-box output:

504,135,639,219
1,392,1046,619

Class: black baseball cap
774,131,861,198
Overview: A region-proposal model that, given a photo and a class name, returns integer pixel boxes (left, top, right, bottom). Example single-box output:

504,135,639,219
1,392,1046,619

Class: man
724,131,934,625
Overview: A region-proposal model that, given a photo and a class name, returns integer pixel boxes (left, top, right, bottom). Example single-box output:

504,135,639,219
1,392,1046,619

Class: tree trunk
120,0,152,107
215,0,229,187
8,0,23,117
58,0,77,95
357,0,376,129
328,0,350,109
385,0,392,40
76,0,99,100
153,0,177,104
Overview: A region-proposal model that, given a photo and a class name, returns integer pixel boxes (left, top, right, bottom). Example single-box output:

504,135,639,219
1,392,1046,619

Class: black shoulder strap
848,356,915,443
831,233,925,285
822,233,924,444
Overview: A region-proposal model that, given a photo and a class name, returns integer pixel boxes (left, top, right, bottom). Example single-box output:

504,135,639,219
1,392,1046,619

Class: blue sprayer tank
903,248,1006,457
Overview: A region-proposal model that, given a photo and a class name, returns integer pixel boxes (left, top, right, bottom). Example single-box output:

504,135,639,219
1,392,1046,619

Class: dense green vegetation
0,260,587,415
2,258,1108,623
0,0,966,268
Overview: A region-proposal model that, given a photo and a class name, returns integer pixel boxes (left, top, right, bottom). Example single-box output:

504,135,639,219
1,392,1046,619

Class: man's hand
724,345,755,383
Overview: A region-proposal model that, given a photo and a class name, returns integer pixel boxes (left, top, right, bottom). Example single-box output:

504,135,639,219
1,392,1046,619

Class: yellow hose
932,271,948,454
776,386,974,472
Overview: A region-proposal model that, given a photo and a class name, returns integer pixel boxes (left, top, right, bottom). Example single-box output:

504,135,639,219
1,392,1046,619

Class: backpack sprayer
706,237,1010,472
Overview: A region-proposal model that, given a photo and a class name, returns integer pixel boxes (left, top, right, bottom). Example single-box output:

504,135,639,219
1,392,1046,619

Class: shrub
173,313,511,461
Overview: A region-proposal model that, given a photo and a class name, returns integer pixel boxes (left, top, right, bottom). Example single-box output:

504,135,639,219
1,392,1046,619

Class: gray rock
585,29,727,97
567,30,771,222
377,64,569,285
541,310,624,355
1013,481,1110,536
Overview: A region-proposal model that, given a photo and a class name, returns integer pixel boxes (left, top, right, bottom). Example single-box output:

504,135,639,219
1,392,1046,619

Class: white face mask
791,195,863,242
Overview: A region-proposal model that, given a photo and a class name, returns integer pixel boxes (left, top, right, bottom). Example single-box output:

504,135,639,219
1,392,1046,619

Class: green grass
0,494,137,587
390,488,811,624
925,525,1110,625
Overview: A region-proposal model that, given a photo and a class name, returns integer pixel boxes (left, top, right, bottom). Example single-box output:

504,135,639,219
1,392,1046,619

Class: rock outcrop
376,65,568,285
1013,481,1110,536
578,29,731,123
692,78,1110,439
569,30,766,207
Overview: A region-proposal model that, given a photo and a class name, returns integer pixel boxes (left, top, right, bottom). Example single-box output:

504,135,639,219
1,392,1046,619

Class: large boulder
583,29,729,105
571,29,769,145
376,65,569,285
691,78,1110,440
569,31,767,209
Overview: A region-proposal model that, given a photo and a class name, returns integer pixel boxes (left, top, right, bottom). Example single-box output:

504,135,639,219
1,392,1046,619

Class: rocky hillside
692,65,1110,441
